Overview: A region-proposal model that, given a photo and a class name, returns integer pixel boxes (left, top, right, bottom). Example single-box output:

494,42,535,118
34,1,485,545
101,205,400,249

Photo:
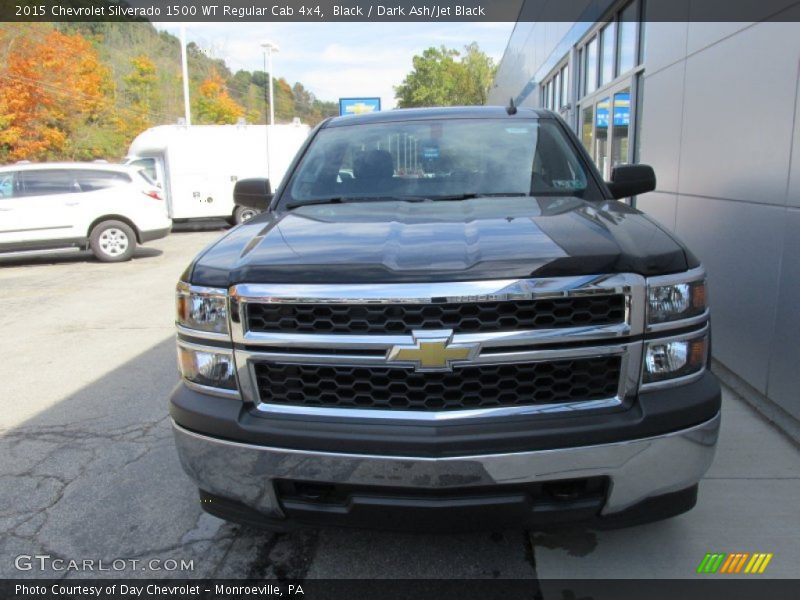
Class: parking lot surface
1,229,798,580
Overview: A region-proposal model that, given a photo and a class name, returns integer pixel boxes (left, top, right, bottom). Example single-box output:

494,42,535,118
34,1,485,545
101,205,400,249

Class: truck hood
190,197,694,286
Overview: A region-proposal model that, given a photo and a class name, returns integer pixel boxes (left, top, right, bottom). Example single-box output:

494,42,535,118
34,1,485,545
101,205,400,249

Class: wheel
233,205,259,225
90,220,136,262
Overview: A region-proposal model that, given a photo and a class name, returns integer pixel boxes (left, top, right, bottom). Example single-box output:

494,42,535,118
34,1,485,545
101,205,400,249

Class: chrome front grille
230,274,646,421
253,356,622,411
245,295,626,335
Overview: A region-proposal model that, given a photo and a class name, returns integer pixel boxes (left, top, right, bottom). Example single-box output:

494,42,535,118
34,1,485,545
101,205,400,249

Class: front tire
233,205,259,225
90,220,136,262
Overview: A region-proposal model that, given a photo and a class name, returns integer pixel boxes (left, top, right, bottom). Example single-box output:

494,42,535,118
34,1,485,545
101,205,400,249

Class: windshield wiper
285,196,428,210
285,193,530,209
411,192,530,201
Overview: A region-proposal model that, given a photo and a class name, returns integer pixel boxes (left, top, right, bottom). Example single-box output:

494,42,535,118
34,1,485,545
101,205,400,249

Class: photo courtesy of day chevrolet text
0,1,798,599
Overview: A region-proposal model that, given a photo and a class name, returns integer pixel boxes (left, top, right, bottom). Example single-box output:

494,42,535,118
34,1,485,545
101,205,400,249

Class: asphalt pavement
1,228,798,581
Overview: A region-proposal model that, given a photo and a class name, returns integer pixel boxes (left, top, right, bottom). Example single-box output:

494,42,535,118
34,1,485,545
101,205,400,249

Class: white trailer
125,121,310,223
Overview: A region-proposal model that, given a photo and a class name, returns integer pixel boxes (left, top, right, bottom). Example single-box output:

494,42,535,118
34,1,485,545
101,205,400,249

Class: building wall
636,21,800,421
489,9,800,422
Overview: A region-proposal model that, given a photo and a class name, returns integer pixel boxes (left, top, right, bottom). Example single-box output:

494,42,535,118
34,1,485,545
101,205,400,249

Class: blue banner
339,97,382,116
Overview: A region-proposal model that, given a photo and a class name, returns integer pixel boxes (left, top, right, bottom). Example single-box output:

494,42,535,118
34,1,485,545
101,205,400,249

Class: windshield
283,118,598,207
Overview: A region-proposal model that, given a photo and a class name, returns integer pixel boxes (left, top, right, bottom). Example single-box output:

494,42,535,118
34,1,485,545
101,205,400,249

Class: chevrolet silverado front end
169,107,720,531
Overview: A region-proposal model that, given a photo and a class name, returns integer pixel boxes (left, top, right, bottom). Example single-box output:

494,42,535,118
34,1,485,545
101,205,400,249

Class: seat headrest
354,150,394,180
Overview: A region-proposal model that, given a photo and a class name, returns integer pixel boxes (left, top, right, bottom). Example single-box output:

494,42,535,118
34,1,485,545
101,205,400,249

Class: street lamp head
260,41,280,53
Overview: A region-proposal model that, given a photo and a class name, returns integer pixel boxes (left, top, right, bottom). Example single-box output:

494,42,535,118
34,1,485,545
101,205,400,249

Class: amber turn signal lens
691,282,706,311
688,337,707,368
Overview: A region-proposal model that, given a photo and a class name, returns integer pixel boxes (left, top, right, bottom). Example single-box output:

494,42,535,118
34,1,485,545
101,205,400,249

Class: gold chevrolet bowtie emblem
387,330,479,372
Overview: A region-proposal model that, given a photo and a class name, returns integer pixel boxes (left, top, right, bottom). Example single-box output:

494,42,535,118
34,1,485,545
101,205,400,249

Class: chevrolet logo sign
387,330,479,372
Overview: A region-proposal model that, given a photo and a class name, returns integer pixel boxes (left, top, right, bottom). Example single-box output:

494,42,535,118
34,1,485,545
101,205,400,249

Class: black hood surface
190,197,693,286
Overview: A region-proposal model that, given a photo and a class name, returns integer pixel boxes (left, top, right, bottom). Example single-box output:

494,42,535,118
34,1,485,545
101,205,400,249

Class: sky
154,22,515,109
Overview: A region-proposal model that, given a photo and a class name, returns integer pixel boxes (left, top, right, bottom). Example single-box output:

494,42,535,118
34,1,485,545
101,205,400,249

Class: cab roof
324,105,551,128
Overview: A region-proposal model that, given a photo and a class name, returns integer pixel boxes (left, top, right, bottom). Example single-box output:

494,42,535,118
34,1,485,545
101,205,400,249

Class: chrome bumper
172,412,720,518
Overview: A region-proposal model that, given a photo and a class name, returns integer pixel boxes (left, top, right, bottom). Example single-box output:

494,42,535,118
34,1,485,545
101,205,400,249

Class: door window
18,170,78,197
128,158,157,183
73,170,131,192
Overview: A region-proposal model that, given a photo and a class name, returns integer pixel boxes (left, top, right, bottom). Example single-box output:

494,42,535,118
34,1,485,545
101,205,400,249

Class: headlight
642,334,707,384
647,278,706,324
178,344,237,391
176,282,229,334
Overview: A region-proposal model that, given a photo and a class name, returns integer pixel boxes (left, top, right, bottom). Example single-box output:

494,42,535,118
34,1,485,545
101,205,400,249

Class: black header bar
4,0,800,22
3,579,800,600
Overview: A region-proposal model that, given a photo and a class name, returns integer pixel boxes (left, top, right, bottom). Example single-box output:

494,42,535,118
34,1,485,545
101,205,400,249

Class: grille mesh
254,356,621,411
246,295,626,335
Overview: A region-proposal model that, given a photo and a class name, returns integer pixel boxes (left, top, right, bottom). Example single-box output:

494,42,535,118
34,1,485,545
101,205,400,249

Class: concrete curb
712,358,800,447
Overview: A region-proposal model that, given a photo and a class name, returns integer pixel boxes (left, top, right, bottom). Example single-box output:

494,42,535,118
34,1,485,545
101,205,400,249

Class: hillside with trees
0,22,337,162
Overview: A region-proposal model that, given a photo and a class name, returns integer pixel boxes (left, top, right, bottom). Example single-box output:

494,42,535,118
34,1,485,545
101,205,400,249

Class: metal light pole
260,41,279,126
180,25,191,125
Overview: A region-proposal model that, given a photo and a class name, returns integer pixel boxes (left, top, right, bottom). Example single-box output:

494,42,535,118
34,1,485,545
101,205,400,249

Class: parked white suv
0,163,171,262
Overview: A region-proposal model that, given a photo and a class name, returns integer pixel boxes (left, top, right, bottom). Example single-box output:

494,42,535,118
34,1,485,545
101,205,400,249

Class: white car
0,162,172,262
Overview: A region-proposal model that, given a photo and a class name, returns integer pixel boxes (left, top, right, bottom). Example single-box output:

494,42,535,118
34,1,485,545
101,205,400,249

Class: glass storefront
539,1,643,185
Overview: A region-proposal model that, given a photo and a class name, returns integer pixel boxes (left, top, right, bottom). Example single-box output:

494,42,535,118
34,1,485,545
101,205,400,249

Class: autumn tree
395,43,497,108
274,78,295,122
0,23,339,160
123,54,159,134
194,68,245,124
0,27,121,161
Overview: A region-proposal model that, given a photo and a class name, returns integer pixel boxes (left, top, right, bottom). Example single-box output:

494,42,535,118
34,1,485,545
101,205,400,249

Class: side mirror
233,178,273,211
606,164,656,200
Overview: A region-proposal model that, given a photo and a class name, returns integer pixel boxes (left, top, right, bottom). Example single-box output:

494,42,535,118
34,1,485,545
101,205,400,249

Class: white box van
125,122,310,224
0,163,171,262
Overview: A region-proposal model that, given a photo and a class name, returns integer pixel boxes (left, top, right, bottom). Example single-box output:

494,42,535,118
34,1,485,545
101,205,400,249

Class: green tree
458,42,496,105
394,43,496,108
122,55,159,134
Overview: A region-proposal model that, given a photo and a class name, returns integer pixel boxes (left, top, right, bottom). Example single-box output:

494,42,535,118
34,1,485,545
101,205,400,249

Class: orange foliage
0,27,117,161
195,69,245,124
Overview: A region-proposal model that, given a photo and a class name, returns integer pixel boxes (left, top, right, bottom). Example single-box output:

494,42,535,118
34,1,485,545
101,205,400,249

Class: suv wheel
90,220,136,262
233,205,259,225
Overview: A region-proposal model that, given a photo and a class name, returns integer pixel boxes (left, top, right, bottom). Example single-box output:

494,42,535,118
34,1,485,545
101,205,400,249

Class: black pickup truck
170,106,720,531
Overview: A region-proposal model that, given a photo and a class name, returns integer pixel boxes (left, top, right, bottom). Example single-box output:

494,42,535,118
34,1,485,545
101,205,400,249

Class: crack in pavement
245,528,320,580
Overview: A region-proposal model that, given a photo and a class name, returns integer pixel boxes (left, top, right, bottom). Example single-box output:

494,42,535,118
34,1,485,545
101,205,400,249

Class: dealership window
618,2,638,75
600,22,615,85
541,61,570,116
584,38,598,95
576,0,643,180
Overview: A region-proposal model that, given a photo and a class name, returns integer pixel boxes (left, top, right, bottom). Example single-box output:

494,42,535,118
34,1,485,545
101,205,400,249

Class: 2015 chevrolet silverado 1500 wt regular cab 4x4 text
169,107,720,531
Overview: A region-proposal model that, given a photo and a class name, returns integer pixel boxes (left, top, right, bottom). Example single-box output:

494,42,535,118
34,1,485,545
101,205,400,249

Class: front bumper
172,411,720,528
